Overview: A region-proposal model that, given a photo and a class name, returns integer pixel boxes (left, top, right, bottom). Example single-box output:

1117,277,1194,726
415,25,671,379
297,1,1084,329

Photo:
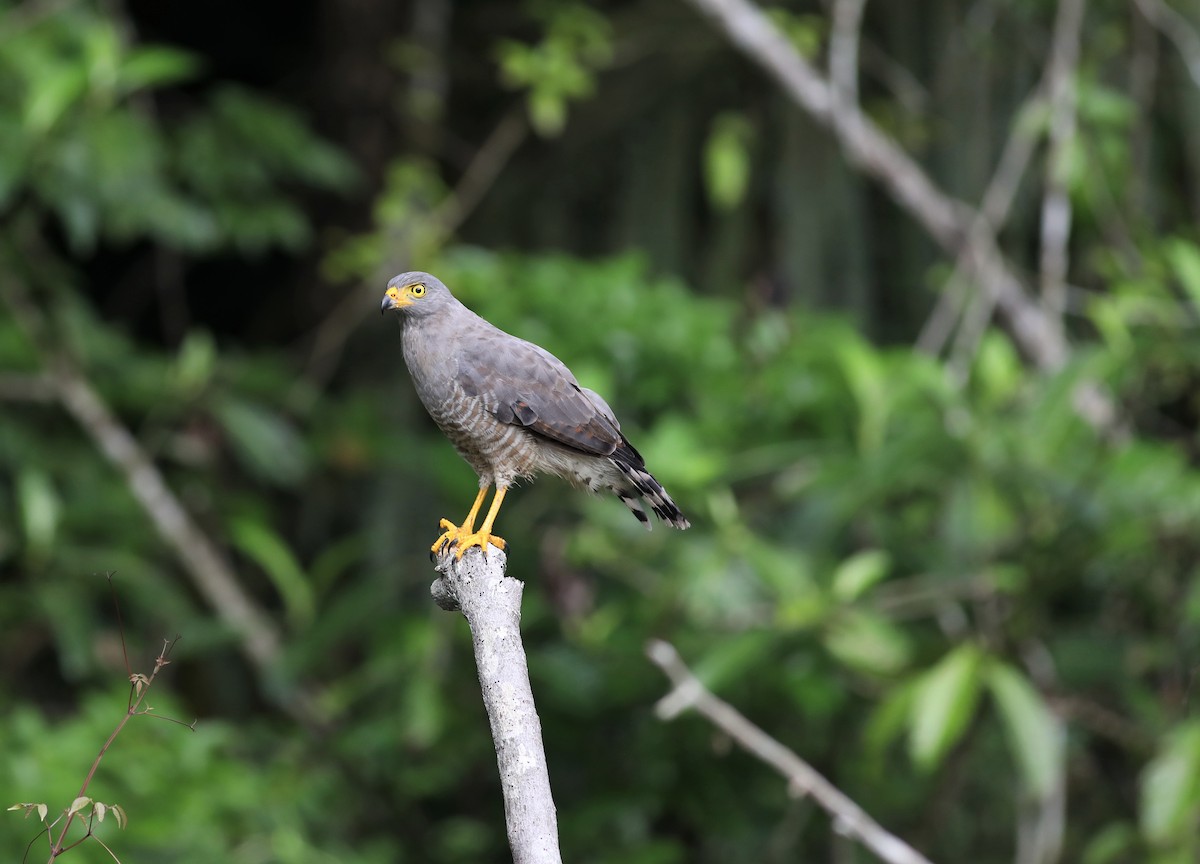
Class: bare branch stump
431,546,563,864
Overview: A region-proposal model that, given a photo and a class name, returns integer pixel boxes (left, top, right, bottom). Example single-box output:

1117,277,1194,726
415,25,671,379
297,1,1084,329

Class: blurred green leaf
17,469,59,554
764,10,824,58
836,338,888,453
495,2,611,137
864,679,917,758
214,397,309,486
908,644,983,772
1164,237,1200,313
985,662,1064,799
703,113,752,211
1141,721,1200,846
830,549,890,603
229,517,313,627
1082,823,1138,864
690,632,776,693
173,330,216,396
119,46,199,93
23,63,87,133
824,609,911,676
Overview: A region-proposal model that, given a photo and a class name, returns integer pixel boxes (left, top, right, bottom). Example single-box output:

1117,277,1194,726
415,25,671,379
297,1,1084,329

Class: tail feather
611,452,690,530
616,491,652,530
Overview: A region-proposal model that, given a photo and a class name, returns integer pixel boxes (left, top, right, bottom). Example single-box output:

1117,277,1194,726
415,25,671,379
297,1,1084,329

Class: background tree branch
430,548,563,864
681,0,1127,430
1038,0,1086,324
647,639,935,864
680,0,1069,373
0,280,320,723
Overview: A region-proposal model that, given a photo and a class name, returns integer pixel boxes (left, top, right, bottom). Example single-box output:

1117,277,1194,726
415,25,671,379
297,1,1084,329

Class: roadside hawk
381,271,689,558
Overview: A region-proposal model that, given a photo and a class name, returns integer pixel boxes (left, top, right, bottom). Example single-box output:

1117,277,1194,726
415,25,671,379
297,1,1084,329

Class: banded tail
610,445,690,531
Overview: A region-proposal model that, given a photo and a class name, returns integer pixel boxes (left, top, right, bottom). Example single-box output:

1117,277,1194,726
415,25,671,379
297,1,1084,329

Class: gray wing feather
457,329,622,456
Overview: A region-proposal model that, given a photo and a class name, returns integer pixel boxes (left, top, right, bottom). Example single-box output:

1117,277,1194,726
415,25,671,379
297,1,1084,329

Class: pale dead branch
647,639,935,864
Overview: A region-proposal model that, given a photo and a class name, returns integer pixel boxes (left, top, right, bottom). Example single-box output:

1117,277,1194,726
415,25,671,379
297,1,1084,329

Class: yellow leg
431,487,489,556
451,486,509,559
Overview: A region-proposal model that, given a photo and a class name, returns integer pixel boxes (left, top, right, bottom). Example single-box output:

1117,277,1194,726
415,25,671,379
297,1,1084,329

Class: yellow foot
431,518,466,557
430,518,507,560
450,529,506,560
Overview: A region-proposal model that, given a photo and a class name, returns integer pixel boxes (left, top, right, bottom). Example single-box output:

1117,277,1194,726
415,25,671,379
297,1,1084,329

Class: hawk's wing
457,328,622,457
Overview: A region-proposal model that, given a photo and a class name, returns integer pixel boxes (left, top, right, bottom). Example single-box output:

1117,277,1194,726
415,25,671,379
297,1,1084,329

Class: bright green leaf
908,644,983,771
831,549,890,603
174,330,216,395
1165,238,1200,312
23,64,88,133
1141,721,1200,845
17,469,60,552
985,662,1064,799
974,331,1022,403
836,338,888,454
528,90,566,137
703,113,752,211
824,609,912,676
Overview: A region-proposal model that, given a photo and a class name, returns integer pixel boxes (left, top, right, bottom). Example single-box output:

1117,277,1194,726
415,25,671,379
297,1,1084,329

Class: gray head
380,271,457,321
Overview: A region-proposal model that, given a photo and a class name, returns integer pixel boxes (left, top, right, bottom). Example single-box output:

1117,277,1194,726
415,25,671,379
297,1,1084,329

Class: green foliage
7,1,1200,862
0,692,397,863
0,1,354,254
985,662,1064,800
496,1,612,136
908,644,983,771
702,112,753,211
764,9,825,59
11,239,1200,861
1142,722,1200,858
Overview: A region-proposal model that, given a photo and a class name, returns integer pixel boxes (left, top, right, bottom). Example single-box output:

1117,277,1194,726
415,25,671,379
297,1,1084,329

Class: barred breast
423,379,543,487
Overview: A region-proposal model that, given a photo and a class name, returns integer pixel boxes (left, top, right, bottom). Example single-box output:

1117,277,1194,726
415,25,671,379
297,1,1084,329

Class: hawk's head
381,271,453,319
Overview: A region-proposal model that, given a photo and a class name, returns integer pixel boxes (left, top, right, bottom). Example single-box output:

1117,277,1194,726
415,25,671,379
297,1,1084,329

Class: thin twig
0,282,316,720
646,639,935,864
46,639,182,862
859,40,930,114
105,573,132,681
1129,3,1159,217
680,0,1066,371
1131,0,1200,88
829,0,868,108
919,88,1043,362
681,0,1120,429
52,364,283,669
428,109,528,237
1038,0,1086,324
303,108,528,388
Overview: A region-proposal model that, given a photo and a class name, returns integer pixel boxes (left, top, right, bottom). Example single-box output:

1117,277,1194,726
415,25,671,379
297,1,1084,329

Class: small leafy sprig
8,575,195,863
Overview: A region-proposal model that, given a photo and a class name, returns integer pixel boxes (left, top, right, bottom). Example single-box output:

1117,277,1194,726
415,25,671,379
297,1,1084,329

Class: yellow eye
409,283,426,298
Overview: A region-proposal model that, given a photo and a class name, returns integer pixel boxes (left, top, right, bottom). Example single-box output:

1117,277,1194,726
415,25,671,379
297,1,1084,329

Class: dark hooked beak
381,294,396,315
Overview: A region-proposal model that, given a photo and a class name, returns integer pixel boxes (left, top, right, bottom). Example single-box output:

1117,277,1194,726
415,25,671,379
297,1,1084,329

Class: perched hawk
382,271,689,558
